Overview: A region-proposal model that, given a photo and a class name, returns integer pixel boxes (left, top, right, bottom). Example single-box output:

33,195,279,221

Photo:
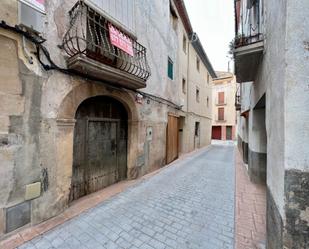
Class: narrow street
19,145,235,249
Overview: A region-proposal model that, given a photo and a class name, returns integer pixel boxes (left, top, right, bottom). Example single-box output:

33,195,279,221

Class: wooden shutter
218,92,225,104
218,108,224,120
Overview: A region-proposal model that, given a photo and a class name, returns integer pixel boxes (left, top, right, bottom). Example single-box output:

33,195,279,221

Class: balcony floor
67,54,147,90
234,41,264,83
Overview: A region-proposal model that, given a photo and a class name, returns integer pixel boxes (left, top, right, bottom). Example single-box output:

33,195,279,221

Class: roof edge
190,33,217,78
172,0,193,34
173,0,217,78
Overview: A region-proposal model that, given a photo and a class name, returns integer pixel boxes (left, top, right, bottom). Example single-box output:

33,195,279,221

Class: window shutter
218,92,225,104
218,108,224,120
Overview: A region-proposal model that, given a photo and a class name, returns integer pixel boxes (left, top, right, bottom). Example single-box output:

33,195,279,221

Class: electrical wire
0,21,182,110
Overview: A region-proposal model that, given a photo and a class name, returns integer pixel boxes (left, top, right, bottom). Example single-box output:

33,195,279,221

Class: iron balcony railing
234,0,263,48
62,1,150,81
234,33,263,48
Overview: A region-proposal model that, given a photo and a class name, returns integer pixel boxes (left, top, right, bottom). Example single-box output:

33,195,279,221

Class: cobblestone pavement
18,145,235,249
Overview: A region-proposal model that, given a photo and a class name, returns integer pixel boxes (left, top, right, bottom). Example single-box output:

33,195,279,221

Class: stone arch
54,82,140,205
57,83,139,122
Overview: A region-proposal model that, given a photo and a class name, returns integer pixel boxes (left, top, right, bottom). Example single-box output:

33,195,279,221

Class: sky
183,0,234,72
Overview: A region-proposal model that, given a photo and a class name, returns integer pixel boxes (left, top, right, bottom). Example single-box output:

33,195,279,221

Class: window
195,122,200,136
207,96,209,107
218,107,225,121
207,73,210,84
218,92,225,104
167,57,173,80
182,78,186,94
196,88,200,102
196,57,200,71
183,35,187,53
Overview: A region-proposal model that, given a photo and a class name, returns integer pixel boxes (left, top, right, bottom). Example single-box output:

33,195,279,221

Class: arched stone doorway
69,96,128,201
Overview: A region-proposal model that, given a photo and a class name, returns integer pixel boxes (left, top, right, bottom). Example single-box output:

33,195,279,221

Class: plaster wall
240,82,252,113
248,108,267,154
183,114,212,152
0,0,18,26
135,0,180,106
261,0,286,218
238,0,286,217
177,23,189,111
284,0,309,172
187,44,212,119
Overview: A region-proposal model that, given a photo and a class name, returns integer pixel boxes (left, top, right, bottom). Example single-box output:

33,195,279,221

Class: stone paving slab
18,145,235,249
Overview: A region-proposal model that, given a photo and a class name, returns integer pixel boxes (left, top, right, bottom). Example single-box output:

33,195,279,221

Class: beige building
211,72,237,140
176,13,215,155
0,0,216,237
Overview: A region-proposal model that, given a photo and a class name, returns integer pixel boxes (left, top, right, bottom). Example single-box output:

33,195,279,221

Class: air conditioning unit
18,0,45,34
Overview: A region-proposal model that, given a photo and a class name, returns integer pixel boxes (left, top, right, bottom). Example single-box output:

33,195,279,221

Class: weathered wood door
166,115,179,164
70,96,127,202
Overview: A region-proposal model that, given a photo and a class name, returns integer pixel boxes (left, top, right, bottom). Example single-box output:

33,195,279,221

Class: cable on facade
0,21,182,111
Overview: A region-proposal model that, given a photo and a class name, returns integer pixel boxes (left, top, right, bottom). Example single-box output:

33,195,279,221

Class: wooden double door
70,96,127,202
166,114,179,164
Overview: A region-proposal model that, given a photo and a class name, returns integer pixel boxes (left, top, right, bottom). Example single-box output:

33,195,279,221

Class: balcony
62,1,150,89
234,33,264,83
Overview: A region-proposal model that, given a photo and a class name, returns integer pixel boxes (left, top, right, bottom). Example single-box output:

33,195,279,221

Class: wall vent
6,201,31,233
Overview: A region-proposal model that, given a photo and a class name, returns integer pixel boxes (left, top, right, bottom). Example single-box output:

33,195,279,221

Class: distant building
211,72,237,140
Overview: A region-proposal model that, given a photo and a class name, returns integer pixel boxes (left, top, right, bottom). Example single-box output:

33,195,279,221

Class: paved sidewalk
18,145,235,249
235,151,266,249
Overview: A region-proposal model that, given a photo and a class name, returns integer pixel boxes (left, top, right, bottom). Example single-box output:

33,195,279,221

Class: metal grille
234,0,263,48
62,1,150,81
234,33,263,48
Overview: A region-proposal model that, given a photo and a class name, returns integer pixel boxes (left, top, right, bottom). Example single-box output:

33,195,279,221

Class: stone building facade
211,72,237,140
0,0,216,237
234,0,309,248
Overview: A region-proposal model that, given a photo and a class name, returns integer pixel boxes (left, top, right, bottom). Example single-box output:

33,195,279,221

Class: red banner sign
108,23,134,57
